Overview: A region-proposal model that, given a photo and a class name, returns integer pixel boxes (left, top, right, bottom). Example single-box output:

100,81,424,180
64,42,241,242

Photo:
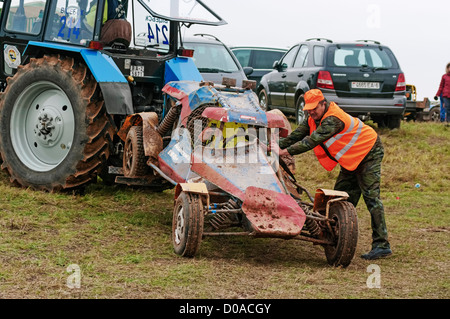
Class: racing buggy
118,79,359,267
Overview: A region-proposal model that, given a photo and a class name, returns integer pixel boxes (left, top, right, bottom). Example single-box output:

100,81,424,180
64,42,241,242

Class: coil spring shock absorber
208,199,241,230
156,103,180,136
301,204,321,237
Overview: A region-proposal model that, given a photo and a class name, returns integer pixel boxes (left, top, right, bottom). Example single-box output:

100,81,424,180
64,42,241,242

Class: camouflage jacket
279,111,345,156
279,108,382,164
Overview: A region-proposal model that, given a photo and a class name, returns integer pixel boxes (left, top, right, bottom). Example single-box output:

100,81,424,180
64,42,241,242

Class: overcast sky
184,0,449,101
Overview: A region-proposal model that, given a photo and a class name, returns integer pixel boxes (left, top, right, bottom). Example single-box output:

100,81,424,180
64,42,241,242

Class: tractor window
131,0,170,52
44,0,98,45
5,0,47,34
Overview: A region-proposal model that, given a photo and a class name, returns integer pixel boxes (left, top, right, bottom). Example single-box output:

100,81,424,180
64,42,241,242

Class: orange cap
304,89,325,111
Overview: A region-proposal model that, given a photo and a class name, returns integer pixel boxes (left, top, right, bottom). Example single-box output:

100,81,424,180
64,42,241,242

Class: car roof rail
306,38,333,43
193,33,224,44
356,39,381,45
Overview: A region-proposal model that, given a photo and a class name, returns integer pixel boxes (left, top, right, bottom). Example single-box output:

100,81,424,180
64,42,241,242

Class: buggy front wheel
172,192,204,257
323,201,358,267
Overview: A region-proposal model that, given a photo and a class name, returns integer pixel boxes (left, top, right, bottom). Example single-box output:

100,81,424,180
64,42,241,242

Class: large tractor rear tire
0,55,115,191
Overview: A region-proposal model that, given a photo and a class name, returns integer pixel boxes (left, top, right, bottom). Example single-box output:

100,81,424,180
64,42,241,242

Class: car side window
313,46,325,66
253,50,285,69
293,45,309,68
233,49,251,68
280,45,299,69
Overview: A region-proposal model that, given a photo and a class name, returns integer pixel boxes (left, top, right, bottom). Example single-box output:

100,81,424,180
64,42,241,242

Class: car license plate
351,82,380,89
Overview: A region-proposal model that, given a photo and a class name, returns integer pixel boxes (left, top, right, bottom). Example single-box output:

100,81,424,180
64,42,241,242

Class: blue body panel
165,57,203,84
165,81,269,127
158,128,194,182
199,145,283,196
160,81,284,198
24,41,127,83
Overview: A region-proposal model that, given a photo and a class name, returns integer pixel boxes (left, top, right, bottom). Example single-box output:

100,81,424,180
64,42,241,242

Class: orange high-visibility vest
308,102,378,171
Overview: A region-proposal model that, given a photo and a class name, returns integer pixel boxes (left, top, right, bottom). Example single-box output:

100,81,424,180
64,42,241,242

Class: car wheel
429,107,441,122
295,94,306,125
258,89,269,111
387,115,402,129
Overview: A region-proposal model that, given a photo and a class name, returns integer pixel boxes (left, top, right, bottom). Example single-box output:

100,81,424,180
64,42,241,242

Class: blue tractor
0,0,226,191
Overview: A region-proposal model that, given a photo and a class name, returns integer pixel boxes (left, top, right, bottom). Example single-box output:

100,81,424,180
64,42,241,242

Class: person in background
439,94,445,122
434,62,450,124
273,89,392,260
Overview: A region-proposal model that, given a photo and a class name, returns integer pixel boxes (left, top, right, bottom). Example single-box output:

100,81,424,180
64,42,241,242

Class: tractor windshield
44,0,99,45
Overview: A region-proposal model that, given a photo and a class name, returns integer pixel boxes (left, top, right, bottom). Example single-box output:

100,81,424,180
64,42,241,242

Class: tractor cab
0,0,225,79
0,0,224,47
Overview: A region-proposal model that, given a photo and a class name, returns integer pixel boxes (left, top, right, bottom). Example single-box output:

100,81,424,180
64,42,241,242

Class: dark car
257,39,407,129
231,46,287,88
183,34,253,88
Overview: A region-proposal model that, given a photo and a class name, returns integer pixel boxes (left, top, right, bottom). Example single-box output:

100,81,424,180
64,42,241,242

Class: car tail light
395,73,406,91
317,71,335,90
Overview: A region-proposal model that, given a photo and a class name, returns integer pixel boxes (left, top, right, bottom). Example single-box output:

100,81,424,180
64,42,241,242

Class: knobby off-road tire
172,192,204,257
324,201,358,268
123,126,148,177
0,55,115,192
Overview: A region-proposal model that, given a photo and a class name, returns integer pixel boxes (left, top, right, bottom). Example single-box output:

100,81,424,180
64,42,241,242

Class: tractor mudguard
23,42,133,115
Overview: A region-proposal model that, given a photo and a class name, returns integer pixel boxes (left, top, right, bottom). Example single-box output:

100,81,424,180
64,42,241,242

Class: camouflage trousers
334,139,390,250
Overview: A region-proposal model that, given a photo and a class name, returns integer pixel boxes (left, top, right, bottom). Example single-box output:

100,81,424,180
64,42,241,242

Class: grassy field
0,121,448,299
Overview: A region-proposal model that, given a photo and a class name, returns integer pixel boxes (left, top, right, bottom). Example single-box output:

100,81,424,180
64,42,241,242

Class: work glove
434,96,438,101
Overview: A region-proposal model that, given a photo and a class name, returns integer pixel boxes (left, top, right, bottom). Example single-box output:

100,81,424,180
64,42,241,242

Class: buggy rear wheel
172,192,204,257
324,201,358,267
123,126,148,177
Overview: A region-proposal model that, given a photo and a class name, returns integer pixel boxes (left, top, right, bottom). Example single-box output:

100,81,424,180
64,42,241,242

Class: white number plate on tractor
351,82,380,89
